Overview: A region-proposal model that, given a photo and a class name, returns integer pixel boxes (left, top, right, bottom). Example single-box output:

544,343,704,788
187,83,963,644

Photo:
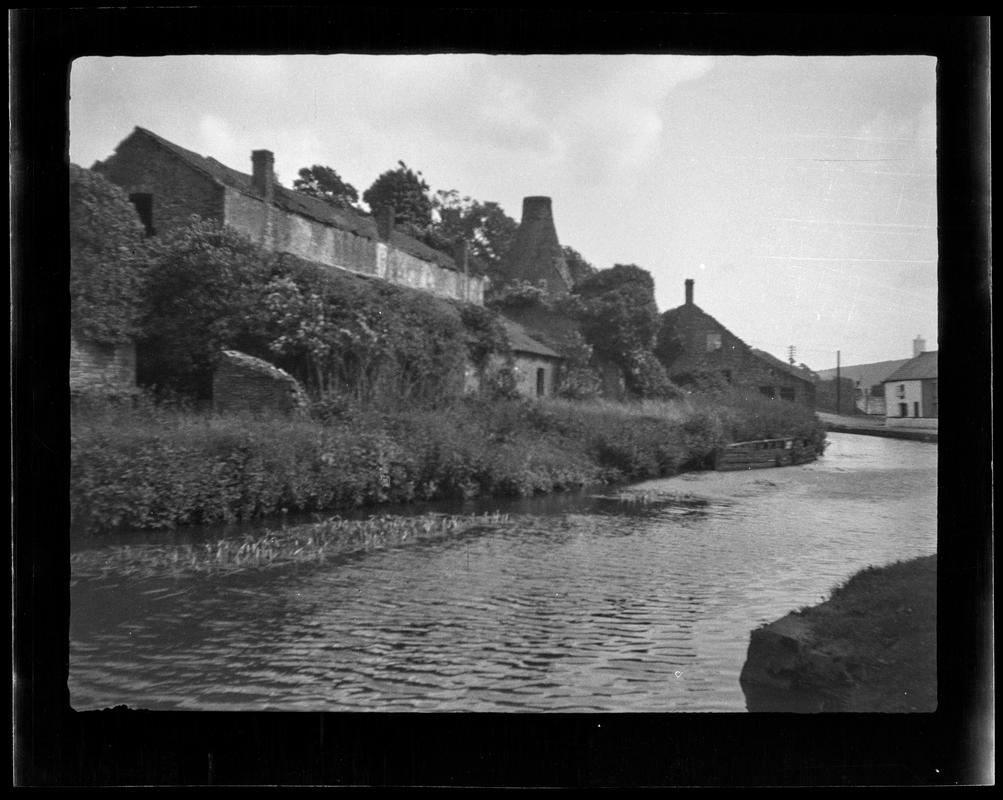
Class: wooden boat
715,437,816,471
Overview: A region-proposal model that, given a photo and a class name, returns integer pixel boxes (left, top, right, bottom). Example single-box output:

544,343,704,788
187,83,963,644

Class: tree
431,190,518,280
138,217,274,400
573,264,667,398
362,161,433,229
69,164,150,344
574,264,661,358
293,165,359,209
562,246,597,287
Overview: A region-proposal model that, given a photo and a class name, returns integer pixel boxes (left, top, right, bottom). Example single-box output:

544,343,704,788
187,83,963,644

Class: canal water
69,433,937,712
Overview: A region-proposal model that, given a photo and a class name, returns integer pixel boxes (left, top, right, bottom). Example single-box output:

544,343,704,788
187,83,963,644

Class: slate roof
499,317,562,359
749,347,815,384
124,127,463,272
883,351,938,382
815,358,910,388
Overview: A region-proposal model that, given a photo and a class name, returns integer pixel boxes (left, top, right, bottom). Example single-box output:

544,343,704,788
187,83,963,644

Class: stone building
93,127,485,304
815,336,928,416
499,318,564,399
502,196,573,294
659,279,815,407
883,350,938,429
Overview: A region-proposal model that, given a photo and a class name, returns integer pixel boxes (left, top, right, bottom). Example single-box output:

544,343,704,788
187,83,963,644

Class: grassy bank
71,393,826,536
742,555,937,712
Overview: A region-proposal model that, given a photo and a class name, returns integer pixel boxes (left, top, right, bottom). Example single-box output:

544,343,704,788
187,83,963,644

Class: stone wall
212,350,309,416
510,354,560,399
70,334,137,396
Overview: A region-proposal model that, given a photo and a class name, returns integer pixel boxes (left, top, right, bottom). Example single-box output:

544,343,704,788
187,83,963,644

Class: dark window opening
898,402,908,417
913,401,920,417
759,386,775,400
780,387,796,402
722,369,733,384
129,193,156,237
536,367,546,397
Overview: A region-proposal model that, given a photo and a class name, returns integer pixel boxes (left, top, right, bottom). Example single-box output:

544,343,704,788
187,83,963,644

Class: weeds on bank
71,394,826,536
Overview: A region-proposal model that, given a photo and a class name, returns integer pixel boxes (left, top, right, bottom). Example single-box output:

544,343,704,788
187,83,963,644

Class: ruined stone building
502,196,573,294
659,279,815,407
93,127,486,305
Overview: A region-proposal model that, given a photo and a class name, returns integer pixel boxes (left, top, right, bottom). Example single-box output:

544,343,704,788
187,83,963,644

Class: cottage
93,127,485,305
658,279,815,407
499,317,564,399
882,350,938,429
815,336,929,415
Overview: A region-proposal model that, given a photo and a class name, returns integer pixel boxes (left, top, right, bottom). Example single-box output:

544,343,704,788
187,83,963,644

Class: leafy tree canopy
562,246,597,287
362,161,433,229
431,190,518,279
293,165,360,209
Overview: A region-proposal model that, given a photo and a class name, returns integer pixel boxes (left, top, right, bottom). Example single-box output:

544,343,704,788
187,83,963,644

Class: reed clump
70,512,513,580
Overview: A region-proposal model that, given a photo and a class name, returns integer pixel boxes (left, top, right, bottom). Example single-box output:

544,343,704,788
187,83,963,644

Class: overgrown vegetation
71,392,826,536
69,164,151,344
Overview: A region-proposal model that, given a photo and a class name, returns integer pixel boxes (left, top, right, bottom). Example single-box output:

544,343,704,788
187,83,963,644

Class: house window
706,332,722,352
899,402,908,417
895,383,906,398
913,401,920,417
129,193,156,237
759,386,775,400
780,387,796,402
536,367,546,397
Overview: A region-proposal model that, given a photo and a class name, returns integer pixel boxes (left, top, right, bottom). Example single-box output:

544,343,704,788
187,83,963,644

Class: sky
69,54,938,371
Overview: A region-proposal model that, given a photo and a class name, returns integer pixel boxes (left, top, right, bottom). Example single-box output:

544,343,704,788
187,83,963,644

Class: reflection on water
69,434,937,712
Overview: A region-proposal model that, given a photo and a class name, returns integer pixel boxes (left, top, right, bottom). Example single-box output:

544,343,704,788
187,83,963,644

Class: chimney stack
376,205,395,241
251,150,275,200
685,278,694,306
913,334,926,357
251,150,276,247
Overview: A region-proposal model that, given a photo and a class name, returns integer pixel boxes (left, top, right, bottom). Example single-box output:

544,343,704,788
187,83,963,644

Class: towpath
816,412,938,443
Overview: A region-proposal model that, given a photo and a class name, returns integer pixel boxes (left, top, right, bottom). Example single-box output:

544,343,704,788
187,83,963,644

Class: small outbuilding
500,317,564,399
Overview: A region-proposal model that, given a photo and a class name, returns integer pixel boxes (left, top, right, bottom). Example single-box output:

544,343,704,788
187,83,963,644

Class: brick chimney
251,150,276,247
685,278,694,306
251,150,275,200
376,205,395,241
913,334,926,357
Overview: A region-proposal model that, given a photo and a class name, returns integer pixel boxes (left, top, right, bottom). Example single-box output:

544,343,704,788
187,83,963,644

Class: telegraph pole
836,350,841,414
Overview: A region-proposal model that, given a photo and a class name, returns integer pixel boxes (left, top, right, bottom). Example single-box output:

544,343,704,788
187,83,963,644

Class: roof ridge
127,126,457,271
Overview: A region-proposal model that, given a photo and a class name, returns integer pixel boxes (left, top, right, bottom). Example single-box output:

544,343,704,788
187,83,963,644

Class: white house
883,350,938,429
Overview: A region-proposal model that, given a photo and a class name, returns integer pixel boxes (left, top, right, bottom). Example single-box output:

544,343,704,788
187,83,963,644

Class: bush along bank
739,555,937,712
70,393,827,536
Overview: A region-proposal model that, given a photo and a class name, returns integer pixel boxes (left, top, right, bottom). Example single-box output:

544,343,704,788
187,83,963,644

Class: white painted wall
885,379,927,419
